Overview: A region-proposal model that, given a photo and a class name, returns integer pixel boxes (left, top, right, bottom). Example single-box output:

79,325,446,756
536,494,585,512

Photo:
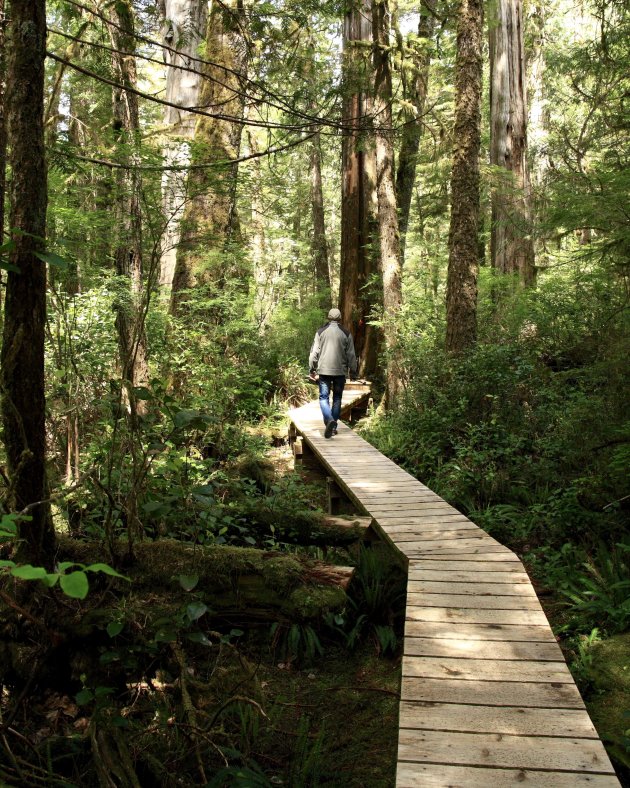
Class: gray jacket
309,321,358,377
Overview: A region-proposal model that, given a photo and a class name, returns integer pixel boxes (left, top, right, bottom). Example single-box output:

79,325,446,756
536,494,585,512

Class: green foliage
559,540,630,635
0,514,127,599
325,545,406,656
270,621,323,666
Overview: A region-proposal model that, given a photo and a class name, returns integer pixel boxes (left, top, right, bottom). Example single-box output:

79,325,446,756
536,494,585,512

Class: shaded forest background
0,0,628,784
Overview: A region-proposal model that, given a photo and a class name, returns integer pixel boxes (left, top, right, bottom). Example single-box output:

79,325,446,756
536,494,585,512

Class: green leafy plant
560,540,630,635
0,513,128,598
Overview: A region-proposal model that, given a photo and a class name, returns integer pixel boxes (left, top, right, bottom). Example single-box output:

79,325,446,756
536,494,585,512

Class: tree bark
0,0,7,311
107,0,150,414
0,0,54,563
372,0,403,406
445,0,483,353
158,0,208,294
170,0,248,317
339,0,380,378
309,129,331,304
395,0,436,260
489,0,535,286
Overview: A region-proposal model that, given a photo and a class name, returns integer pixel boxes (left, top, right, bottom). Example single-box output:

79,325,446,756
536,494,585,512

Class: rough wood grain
401,655,574,682
396,762,619,787
401,676,586,708
402,637,565,661
397,729,616,773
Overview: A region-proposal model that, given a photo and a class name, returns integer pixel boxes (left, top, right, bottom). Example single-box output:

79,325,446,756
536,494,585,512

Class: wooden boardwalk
289,389,620,787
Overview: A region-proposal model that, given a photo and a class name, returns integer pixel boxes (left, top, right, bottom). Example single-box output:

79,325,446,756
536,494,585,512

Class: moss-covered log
252,512,371,547
58,536,352,621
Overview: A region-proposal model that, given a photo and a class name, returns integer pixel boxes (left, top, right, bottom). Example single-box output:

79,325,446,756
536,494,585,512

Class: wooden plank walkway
289,391,620,787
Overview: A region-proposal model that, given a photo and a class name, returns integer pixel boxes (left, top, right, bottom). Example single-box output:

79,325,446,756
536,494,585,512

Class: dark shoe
324,420,337,439
332,426,338,435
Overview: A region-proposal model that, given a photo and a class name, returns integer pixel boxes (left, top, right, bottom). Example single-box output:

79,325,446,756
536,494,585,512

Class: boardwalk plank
404,620,558,642
405,592,542,610
396,763,620,787
405,606,550,626
397,729,616,773
401,676,585,708
407,580,537,595
408,569,531,583
289,397,619,787
401,655,574,682
398,701,599,737
402,637,565,661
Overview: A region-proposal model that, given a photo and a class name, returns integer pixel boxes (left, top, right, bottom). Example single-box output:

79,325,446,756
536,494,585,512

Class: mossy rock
586,632,630,772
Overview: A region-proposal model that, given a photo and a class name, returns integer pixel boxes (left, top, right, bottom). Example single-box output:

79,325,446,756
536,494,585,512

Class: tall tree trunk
395,0,435,260
445,0,483,353
372,0,403,406
170,0,248,317
309,129,331,305
339,0,380,378
0,0,54,563
158,0,208,294
489,0,535,286
0,0,7,310
107,0,150,413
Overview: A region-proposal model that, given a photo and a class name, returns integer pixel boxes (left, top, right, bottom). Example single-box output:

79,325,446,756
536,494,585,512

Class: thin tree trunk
170,0,248,317
445,0,483,353
395,0,435,260
107,0,150,413
0,0,54,563
309,129,331,304
0,0,7,310
339,0,380,378
158,0,208,294
489,0,535,286
372,0,403,406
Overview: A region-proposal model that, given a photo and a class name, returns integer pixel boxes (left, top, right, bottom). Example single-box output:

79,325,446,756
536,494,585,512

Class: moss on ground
586,632,630,777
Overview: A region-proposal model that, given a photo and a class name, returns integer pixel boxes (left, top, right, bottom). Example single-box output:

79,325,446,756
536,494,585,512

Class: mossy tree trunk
107,0,150,417
339,0,380,379
0,0,7,306
170,0,249,317
0,0,54,564
158,0,208,294
372,0,403,407
309,128,331,305
395,0,436,262
489,0,535,286
445,0,483,353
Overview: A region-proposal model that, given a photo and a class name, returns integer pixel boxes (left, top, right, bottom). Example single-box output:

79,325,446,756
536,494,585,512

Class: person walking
308,308,358,438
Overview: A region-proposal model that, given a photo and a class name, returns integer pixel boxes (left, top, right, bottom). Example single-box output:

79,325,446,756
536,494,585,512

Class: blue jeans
318,375,345,425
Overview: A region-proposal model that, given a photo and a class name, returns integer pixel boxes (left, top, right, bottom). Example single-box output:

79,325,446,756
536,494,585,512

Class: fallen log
56,536,353,621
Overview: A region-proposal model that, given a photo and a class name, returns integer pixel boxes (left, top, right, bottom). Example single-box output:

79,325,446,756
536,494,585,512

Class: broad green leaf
186,602,208,622
60,570,89,599
179,574,199,591
186,631,212,646
0,560,16,569
34,250,69,269
107,621,124,638
132,386,154,400
57,561,80,572
75,689,93,705
42,573,60,588
12,564,48,581
85,563,129,580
